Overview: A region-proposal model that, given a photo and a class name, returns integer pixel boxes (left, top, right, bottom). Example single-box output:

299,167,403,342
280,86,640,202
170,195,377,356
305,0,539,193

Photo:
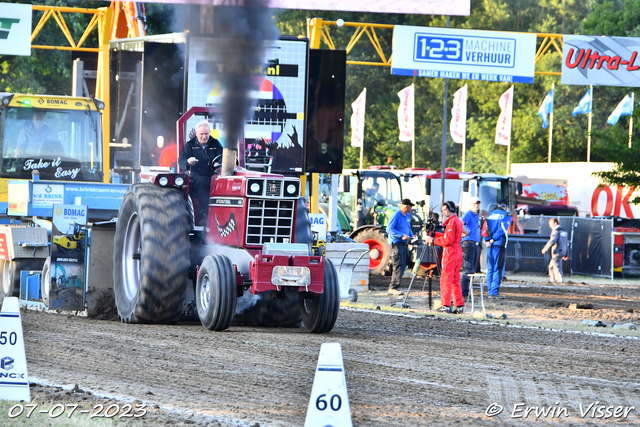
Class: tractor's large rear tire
354,228,392,276
300,258,340,333
196,255,237,331
114,184,191,324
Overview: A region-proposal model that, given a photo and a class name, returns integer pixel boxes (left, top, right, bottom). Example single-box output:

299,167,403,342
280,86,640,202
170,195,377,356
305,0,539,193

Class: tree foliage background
275,0,640,182
2,0,640,186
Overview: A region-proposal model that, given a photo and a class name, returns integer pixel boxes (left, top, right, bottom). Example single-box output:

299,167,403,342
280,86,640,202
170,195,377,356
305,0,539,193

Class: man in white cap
460,196,482,299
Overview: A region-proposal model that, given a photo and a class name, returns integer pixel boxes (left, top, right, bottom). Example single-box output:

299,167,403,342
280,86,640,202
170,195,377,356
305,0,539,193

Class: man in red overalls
425,201,464,314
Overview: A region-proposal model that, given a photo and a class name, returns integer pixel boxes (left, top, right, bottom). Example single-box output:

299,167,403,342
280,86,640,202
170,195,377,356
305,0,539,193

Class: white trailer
511,162,640,219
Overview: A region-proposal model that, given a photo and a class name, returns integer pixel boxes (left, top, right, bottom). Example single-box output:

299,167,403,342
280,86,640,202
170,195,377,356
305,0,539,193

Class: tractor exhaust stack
221,147,237,176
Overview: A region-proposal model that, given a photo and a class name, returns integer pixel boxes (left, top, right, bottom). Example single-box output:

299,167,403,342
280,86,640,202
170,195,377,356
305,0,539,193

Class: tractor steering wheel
211,154,239,174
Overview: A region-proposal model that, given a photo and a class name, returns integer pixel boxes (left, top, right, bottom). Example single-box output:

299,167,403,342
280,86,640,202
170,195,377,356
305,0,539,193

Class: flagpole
411,83,415,168
462,140,466,172
359,144,363,169
548,83,554,163
630,92,634,148
506,142,510,175
505,85,513,174
440,16,450,207
587,85,593,162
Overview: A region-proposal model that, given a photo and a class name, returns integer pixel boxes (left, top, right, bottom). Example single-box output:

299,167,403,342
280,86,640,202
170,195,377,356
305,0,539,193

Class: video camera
423,217,443,238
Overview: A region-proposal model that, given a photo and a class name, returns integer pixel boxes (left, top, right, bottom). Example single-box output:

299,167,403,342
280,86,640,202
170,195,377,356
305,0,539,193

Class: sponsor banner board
269,0,470,15
135,0,471,16
7,180,29,216
309,213,327,242
562,35,640,86
391,26,536,83
0,3,32,56
49,204,87,311
32,184,64,208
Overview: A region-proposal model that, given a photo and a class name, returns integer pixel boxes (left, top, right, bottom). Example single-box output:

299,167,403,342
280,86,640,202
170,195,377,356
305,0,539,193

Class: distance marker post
304,343,352,427
0,297,30,402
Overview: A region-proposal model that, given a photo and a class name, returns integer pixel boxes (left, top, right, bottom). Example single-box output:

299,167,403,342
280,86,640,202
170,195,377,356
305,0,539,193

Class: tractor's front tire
0,260,13,299
354,228,392,276
196,255,237,331
300,258,340,333
41,257,51,306
114,184,191,324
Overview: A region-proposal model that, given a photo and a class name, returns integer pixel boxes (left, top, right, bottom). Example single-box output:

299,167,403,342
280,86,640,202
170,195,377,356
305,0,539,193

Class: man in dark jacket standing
178,120,223,224
541,217,569,284
460,196,482,298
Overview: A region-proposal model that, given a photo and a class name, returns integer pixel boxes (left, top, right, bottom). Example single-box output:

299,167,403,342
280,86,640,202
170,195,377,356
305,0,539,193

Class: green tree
6,0,639,179
0,0,104,94
0,0,172,95
275,1,605,173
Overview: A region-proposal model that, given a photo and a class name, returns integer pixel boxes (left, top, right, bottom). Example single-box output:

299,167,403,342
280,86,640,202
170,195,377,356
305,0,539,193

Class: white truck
511,162,640,219
512,162,640,276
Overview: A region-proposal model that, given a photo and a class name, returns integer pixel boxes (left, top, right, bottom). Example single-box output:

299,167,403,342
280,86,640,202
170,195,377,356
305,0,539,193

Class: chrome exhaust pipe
221,147,237,176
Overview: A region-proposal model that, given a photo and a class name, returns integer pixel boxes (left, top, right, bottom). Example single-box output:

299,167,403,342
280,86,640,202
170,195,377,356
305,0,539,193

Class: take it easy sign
562,35,640,87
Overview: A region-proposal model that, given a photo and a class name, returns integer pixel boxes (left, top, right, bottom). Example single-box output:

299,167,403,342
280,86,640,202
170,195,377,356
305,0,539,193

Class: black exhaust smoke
215,0,279,175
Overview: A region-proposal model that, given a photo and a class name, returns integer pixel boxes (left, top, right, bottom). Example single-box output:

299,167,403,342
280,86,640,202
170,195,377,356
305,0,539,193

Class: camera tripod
391,241,441,309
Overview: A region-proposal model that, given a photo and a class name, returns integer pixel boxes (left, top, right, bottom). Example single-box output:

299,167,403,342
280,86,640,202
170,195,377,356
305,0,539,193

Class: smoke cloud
215,0,280,149
234,291,260,315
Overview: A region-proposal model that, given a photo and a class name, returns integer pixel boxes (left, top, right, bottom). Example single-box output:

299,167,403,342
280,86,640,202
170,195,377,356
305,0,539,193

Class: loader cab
0,94,104,183
460,175,516,215
338,170,403,230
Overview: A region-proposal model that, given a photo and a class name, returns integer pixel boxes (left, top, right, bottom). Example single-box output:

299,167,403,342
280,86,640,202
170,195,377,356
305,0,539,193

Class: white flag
450,84,467,144
495,85,514,146
397,84,414,142
350,88,366,147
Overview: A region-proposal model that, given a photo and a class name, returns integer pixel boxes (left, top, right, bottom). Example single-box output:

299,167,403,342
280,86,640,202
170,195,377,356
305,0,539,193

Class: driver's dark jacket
178,136,223,179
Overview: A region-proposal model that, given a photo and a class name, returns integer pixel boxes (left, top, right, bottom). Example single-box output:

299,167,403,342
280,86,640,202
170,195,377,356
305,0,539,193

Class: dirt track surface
11,276,640,426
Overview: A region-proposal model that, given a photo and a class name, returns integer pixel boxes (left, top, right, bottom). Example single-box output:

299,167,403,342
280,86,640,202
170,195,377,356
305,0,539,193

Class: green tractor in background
319,167,425,276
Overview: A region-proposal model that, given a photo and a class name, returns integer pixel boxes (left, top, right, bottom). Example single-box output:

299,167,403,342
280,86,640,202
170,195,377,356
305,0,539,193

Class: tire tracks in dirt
18,307,640,426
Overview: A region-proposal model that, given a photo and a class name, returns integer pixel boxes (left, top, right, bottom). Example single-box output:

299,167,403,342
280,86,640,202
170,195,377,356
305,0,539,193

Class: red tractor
112,110,340,333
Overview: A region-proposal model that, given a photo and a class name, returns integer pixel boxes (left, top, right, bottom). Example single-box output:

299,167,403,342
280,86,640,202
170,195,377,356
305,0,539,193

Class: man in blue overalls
484,198,512,298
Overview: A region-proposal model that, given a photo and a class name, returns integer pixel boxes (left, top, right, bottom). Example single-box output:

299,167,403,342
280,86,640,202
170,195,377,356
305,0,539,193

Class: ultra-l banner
562,35,640,87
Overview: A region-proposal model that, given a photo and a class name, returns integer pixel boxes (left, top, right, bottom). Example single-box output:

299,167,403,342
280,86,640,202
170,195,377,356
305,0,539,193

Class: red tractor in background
112,108,340,333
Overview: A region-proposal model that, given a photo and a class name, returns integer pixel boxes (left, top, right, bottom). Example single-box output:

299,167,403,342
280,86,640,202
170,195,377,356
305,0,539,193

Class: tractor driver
178,120,223,225
16,111,53,158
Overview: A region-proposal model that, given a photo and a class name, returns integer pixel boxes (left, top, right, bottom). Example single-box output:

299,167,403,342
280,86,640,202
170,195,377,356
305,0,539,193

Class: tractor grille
246,199,294,245
265,180,282,197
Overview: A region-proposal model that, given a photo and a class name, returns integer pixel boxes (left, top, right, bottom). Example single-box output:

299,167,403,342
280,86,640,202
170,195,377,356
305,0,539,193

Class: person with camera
386,198,414,296
484,198,512,299
460,196,482,299
425,201,464,314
